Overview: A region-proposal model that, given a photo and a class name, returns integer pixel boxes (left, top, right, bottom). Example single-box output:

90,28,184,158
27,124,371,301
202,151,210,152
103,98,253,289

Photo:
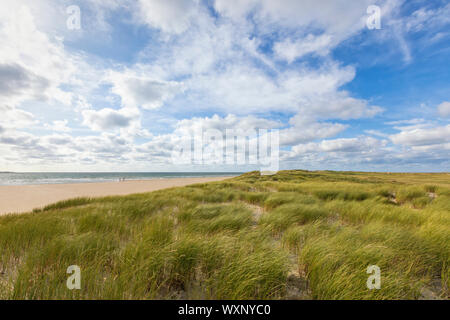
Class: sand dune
0,177,231,215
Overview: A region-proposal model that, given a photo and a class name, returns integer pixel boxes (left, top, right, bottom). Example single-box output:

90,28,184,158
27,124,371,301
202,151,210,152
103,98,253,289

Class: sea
0,172,242,186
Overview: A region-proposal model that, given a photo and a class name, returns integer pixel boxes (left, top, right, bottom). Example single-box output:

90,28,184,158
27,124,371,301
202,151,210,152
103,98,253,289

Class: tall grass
0,170,448,299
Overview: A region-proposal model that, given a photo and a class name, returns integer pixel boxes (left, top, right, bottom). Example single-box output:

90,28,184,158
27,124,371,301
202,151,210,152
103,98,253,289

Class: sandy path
0,177,231,215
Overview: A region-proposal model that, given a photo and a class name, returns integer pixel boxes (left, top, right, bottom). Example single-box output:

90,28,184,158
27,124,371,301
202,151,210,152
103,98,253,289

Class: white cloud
82,108,140,131
281,136,393,171
291,136,386,155
43,134,74,146
437,102,450,118
378,2,450,63
108,71,183,110
44,120,72,133
0,63,50,104
0,3,77,107
302,92,383,120
364,129,389,138
133,2,382,121
213,0,256,20
405,3,450,33
385,118,425,126
185,61,381,118
280,114,347,146
215,0,379,42
173,114,282,136
273,34,332,62
0,130,40,150
0,105,37,130
134,0,198,34
385,118,431,131
390,125,450,147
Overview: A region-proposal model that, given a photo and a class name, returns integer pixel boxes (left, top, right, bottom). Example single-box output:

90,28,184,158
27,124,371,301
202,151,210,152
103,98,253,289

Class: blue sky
0,0,449,172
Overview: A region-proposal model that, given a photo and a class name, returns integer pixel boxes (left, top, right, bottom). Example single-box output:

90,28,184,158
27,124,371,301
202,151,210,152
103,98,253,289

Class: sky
0,0,449,172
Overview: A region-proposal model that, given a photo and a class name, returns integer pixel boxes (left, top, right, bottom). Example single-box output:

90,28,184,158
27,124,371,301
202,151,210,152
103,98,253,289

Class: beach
0,177,231,215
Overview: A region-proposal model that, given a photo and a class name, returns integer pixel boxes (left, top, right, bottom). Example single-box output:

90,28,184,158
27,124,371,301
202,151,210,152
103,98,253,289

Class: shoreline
0,176,233,216
0,176,239,187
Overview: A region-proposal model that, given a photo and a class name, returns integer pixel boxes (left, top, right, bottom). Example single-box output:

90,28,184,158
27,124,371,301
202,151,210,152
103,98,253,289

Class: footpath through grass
0,170,449,299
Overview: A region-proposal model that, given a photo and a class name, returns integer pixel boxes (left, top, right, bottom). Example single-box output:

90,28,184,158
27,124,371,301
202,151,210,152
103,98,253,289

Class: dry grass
0,170,449,299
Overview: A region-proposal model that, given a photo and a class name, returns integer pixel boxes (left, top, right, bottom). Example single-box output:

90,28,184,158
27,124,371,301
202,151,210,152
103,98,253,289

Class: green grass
0,170,449,300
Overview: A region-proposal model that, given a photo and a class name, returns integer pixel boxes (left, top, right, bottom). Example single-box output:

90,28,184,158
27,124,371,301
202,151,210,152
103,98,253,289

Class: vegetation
0,170,449,299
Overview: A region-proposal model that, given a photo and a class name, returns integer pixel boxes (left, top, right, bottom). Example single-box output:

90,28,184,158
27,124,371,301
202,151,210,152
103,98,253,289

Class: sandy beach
0,177,231,215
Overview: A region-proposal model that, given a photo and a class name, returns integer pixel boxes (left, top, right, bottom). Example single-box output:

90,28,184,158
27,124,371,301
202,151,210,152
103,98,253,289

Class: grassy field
0,170,449,300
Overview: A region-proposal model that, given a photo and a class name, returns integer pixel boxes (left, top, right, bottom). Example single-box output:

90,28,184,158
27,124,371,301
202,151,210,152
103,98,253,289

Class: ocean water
0,172,242,186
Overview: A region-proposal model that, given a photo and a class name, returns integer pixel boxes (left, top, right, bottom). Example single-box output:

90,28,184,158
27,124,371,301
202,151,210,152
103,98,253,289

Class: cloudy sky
0,0,449,172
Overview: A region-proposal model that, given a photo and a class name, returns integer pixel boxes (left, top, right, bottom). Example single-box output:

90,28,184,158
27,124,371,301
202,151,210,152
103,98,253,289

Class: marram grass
0,170,449,299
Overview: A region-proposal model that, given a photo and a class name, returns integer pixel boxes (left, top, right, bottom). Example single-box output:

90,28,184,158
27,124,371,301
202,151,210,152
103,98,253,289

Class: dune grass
0,170,449,299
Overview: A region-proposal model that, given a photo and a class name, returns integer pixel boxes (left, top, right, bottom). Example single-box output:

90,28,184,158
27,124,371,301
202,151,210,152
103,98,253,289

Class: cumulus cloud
0,0,447,171
82,108,140,131
290,136,386,155
0,128,140,171
280,136,394,171
185,61,380,118
279,114,347,146
0,105,37,130
43,134,74,146
0,130,39,149
302,92,383,120
134,0,198,34
437,102,450,118
131,0,381,120
0,1,383,171
0,63,50,102
108,71,183,110
0,3,77,107
214,0,379,42
44,120,72,133
173,114,282,137
390,125,450,147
